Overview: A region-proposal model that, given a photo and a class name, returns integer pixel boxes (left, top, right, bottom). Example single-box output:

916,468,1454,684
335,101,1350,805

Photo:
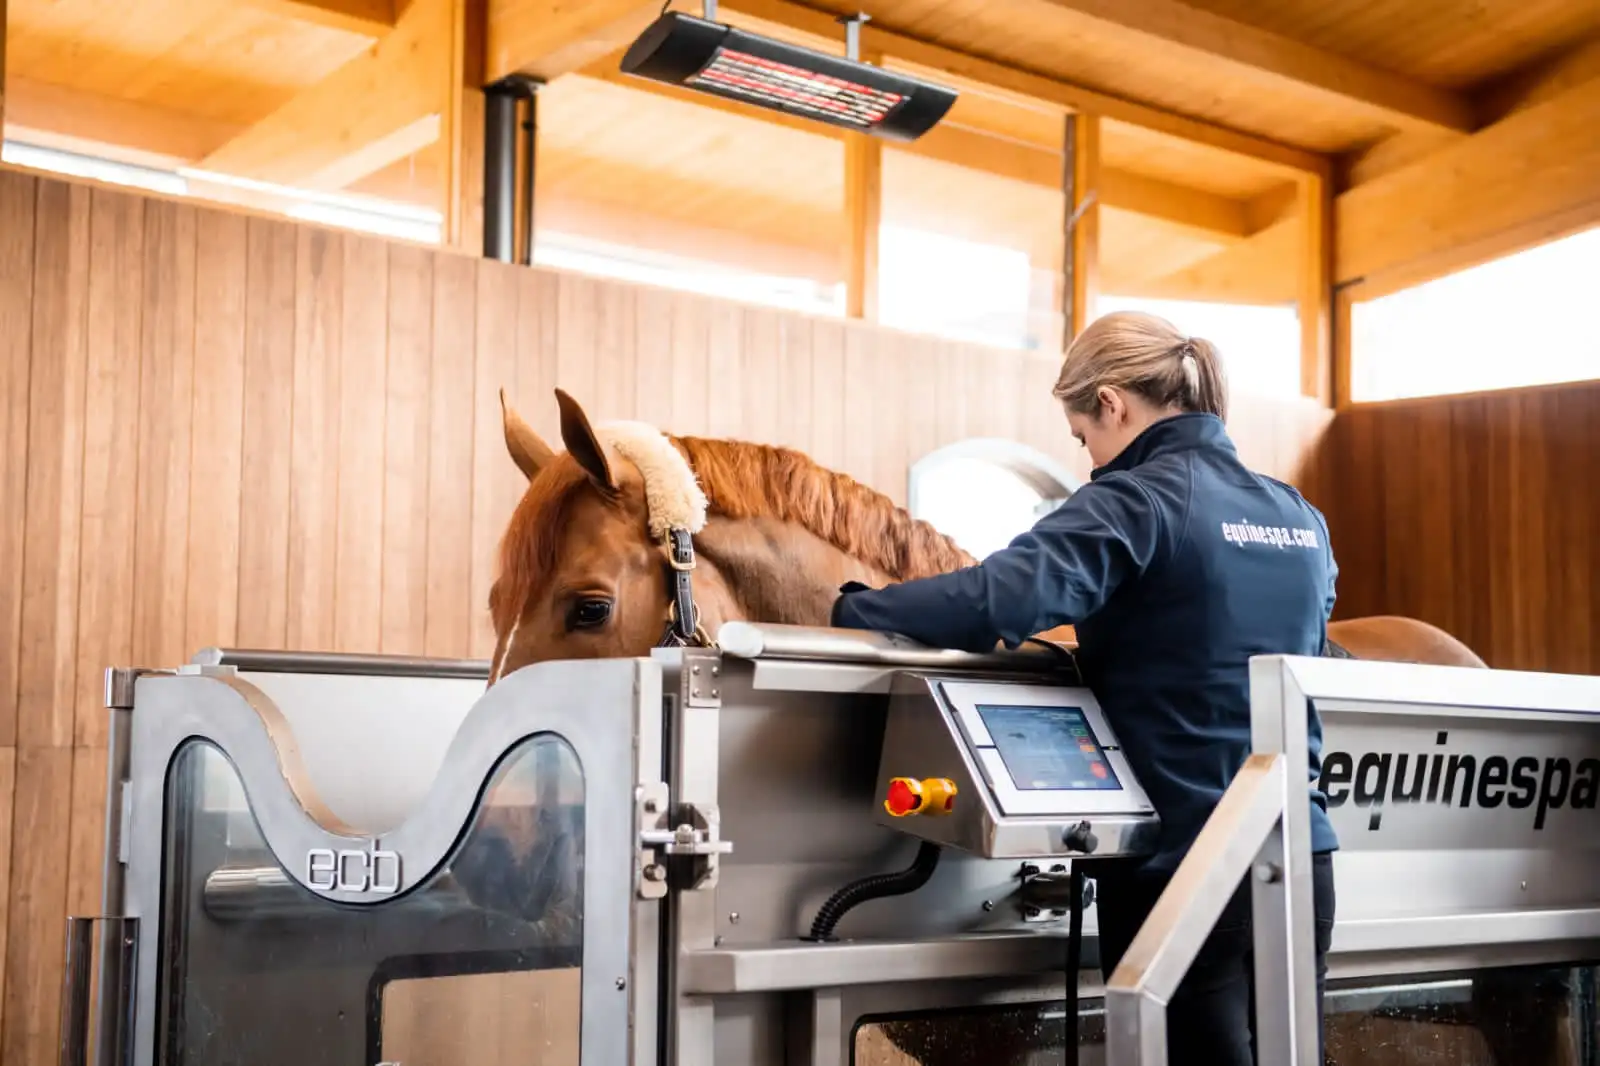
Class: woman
831,310,1339,1065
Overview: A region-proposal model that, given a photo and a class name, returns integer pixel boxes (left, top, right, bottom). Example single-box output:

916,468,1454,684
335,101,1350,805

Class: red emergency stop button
884,777,924,817
884,777,959,817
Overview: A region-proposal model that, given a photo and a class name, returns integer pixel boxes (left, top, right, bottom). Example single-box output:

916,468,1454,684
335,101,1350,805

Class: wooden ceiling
3,0,1597,303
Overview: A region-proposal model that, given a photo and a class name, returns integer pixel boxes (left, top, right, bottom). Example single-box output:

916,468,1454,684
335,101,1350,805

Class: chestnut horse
486,388,1485,681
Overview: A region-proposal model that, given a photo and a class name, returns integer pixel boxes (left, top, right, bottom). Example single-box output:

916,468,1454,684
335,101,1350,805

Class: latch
637,783,733,898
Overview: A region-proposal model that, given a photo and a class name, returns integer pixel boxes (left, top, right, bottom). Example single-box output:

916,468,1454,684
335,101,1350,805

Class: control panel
873,676,1160,860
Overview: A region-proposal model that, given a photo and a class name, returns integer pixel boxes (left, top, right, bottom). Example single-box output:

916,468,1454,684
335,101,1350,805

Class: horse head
488,389,989,683
489,388,736,682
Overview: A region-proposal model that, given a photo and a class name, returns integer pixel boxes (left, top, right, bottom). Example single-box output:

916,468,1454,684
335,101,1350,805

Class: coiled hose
806,841,943,942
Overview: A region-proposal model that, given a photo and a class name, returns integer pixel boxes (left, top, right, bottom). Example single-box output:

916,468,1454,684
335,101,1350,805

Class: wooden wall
1303,380,1600,675
0,166,1329,1064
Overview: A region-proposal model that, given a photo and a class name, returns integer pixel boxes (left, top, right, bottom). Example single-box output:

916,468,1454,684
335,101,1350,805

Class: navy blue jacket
833,413,1340,871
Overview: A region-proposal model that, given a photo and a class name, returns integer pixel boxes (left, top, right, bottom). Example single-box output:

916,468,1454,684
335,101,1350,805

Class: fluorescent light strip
1,140,189,197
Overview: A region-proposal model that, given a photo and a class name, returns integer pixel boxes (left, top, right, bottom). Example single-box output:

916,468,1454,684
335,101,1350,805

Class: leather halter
658,527,715,648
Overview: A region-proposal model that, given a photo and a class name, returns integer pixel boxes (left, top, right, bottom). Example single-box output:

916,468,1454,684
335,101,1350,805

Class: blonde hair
1052,310,1228,421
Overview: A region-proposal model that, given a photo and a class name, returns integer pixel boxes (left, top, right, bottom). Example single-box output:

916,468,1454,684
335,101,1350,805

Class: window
877,148,1065,353
1349,225,1600,402
909,440,1077,560
1097,294,1301,400
0,141,442,244
878,224,1038,349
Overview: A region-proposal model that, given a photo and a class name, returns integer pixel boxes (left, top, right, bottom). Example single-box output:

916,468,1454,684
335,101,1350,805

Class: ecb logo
306,844,402,894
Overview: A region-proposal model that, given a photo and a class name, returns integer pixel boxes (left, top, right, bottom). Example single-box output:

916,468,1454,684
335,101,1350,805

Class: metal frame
117,656,660,1066
1101,654,1324,1066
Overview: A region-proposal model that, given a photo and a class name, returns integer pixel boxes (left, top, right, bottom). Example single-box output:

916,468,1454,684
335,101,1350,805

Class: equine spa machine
58,624,1600,1066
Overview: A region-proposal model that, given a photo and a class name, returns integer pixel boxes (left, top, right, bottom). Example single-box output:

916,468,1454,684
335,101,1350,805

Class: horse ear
554,388,616,493
500,389,556,481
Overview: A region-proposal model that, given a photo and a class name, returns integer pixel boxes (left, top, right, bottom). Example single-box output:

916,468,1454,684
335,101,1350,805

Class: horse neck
693,515,904,627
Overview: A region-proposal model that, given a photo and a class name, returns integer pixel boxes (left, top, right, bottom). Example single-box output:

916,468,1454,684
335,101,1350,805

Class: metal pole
483,87,519,262
57,918,94,1066
482,76,543,265
518,84,541,267
189,647,490,678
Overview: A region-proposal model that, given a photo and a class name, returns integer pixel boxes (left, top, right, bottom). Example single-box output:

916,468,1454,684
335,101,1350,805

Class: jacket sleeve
830,472,1165,652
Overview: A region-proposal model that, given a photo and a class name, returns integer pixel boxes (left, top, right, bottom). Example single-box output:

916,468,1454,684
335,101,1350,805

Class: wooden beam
241,0,396,36
308,114,441,189
199,0,457,190
1245,182,1299,231
442,0,488,251
0,0,7,132
487,0,660,82
1336,76,1600,295
1476,33,1600,124
1099,168,1248,240
1332,287,1353,409
1336,129,1461,190
1137,215,1299,305
843,131,882,320
1033,0,1473,135
3,78,243,165
1067,114,1101,339
1298,172,1332,404
719,0,1331,177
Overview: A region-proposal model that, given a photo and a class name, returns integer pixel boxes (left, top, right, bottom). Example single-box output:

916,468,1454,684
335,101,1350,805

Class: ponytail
1054,311,1229,422
1181,336,1228,421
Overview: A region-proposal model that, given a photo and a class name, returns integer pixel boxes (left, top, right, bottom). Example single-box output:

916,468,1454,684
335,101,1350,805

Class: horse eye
568,598,613,631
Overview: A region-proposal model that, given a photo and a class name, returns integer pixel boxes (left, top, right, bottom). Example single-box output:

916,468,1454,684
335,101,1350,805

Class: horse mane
671,435,975,579
494,434,974,629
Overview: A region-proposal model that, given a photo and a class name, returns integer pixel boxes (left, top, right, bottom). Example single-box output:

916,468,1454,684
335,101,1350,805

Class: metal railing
1104,656,1322,1065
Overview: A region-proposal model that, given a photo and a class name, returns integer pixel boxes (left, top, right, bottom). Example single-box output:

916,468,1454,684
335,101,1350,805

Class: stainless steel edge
680,934,1085,994
1103,758,1287,1066
716,622,1071,673
93,704,134,1066
188,647,492,679
1249,655,1320,1066
1270,654,1600,716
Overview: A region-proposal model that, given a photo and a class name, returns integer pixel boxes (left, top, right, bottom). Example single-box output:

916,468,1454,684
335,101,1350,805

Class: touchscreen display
976,704,1121,791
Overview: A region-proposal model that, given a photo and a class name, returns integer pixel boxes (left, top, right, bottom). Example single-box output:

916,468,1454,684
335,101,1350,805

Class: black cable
806,841,942,942
1065,864,1086,1066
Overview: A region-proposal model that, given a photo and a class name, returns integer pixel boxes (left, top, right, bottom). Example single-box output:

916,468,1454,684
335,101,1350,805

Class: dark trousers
1095,852,1337,1066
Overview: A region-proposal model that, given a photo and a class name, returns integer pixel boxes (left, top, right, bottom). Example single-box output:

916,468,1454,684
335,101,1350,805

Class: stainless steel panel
682,934,1087,993
1317,706,1600,852
124,657,655,1066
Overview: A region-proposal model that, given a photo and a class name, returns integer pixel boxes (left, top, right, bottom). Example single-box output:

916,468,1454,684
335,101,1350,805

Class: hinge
104,669,141,710
680,648,722,709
